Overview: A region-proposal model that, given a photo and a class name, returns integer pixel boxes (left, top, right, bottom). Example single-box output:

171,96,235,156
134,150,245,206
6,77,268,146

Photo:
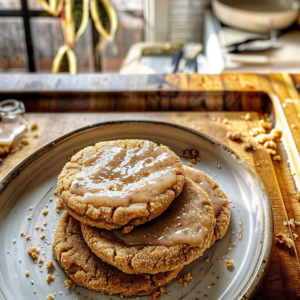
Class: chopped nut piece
275,233,294,248
183,148,200,164
295,220,300,226
42,209,49,215
226,260,234,267
215,162,221,169
41,233,46,239
47,294,54,300
30,122,38,130
243,140,255,151
263,140,277,149
222,118,228,124
26,235,31,240
291,124,297,129
27,246,39,259
46,274,55,283
25,271,30,277
273,155,281,161
46,260,54,269
255,133,273,144
21,138,29,145
65,279,76,289
293,233,298,240
226,131,241,141
244,113,251,120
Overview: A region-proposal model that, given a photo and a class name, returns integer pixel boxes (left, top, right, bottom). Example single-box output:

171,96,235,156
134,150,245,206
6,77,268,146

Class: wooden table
1,73,300,300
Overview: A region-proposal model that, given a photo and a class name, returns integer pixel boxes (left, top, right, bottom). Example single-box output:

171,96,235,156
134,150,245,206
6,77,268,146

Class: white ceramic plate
0,121,273,300
212,0,299,33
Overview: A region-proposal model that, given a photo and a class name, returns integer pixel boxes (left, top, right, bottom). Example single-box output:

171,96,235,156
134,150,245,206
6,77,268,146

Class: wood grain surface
0,111,299,300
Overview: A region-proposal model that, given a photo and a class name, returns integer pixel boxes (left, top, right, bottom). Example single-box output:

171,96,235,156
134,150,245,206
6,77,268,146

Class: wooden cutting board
0,111,298,299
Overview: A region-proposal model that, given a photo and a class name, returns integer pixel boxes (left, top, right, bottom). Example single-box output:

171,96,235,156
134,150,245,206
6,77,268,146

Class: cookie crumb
122,225,134,234
46,204,48,207
39,258,44,264
263,140,277,149
177,272,193,286
54,190,58,196
226,260,234,267
273,155,281,161
47,294,54,300
49,198,53,202
33,290,36,294
29,206,33,210
21,138,29,145
46,260,54,269
183,148,200,164
56,209,61,214
46,274,55,283
41,233,46,239
56,199,64,210
31,280,34,285
226,131,241,141
21,231,24,236
42,209,49,215
31,122,38,130
33,133,39,138
205,259,210,262
26,271,30,277
275,233,294,249
27,246,39,259
65,279,76,289
232,242,237,247
26,235,31,240
28,216,31,220
44,221,48,225
42,252,46,255
244,113,251,120
187,162,192,167
13,239,16,243
150,291,160,300
35,225,40,230
222,118,228,124
215,162,221,169
41,226,45,231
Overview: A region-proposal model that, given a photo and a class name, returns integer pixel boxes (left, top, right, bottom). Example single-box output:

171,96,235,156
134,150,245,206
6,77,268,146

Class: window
0,0,144,73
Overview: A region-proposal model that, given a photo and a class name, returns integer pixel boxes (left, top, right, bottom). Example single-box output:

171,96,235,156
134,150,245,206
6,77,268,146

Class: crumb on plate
27,246,39,259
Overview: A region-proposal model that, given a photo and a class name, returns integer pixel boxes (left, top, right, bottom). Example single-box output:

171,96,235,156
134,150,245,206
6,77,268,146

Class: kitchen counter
1,73,300,299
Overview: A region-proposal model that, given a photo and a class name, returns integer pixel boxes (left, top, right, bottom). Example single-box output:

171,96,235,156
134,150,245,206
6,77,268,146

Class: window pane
27,0,42,10
0,0,21,9
31,17,94,73
100,11,143,72
111,0,143,11
0,18,27,72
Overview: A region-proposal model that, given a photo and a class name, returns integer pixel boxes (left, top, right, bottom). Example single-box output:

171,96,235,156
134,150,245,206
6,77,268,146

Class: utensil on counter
212,0,299,33
226,26,278,53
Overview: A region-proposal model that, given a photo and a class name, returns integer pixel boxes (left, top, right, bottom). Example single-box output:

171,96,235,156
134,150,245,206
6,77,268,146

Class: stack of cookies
53,140,230,297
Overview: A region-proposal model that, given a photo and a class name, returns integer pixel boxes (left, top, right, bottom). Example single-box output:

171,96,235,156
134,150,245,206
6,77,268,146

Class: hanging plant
50,0,117,74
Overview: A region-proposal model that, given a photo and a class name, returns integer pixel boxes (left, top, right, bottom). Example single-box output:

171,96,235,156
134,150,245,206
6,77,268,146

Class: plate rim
0,120,274,300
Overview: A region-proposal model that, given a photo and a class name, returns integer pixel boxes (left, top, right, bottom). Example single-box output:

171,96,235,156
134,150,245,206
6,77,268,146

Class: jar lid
0,100,25,117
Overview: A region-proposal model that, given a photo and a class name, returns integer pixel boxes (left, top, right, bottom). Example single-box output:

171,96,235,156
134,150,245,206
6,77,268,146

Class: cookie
52,212,182,297
184,166,230,245
57,140,185,230
81,177,216,274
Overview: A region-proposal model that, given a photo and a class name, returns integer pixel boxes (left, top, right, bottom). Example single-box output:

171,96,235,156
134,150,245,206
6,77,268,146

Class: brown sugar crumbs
226,260,234,267
46,274,55,283
65,279,76,290
46,260,54,269
27,246,39,259
183,148,201,164
177,272,193,286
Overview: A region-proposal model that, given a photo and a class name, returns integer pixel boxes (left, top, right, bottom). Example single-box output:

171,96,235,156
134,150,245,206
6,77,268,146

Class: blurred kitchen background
1,0,300,74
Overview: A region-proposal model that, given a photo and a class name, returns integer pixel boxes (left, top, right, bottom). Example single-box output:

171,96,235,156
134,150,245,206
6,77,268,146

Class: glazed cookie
81,178,216,275
184,166,230,245
57,140,185,230
52,212,182,297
